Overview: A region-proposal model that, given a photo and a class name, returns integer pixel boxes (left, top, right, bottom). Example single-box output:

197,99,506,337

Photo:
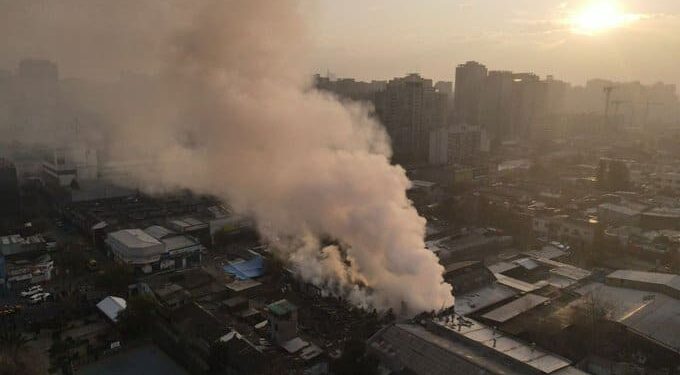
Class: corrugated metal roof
488,261,519,274
369,324,528,375
577,282,680,354
495,273,546,293
513,258,540,271
607,269,677,286
522,245,567,260
224,255,265,280
482,293,549,323
162,236,200,252
144,225,175,240
454,283,517,316
433,318,572,373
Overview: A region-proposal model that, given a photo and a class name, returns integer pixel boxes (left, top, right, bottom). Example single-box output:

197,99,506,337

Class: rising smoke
4,0,455,314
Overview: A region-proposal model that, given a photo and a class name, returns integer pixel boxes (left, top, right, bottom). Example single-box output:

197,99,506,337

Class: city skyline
1,1,680,373
1,0,680,87
311,0,680,85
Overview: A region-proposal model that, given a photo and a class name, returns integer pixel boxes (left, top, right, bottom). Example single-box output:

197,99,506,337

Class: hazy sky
1,0,679,86
309,0,680,85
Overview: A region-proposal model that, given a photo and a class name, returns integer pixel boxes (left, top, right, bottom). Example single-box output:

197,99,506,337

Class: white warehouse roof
108,229,162,249
96,296,127,322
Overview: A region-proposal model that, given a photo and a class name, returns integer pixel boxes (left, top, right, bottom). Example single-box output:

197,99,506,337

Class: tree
331,339,379,375
117,295,160,338
94,263,135,295
0,320,38,375
571,294,615,357
0,321,29,359
55,242,90,279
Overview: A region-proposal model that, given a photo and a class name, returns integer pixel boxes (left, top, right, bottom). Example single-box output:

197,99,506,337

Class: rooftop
410,180,437,189
577,282,680,354
454,283,517,316
226,279,262,293
96,296,127,322
481,293,549,323
598,202,647,216
607,270,680,295
494,273,546,293
108,229,162,248
268,299,298,316
432,317,572,373
145,225,175,240
370,323,527,375
370,318,577,375
522,245,568,260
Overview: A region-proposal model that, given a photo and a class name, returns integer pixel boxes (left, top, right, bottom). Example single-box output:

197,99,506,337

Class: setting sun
568,1,641,35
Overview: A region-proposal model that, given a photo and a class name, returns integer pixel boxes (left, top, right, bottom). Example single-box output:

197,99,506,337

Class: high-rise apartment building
510,72,545,139
454,61,488,126
375,74,448,162
479,71,514,144
314,75,386,102
15,59,60,139
0,159,20,220
428,125,482,166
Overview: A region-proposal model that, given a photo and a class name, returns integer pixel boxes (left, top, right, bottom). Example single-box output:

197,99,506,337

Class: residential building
42,146,98,187
510,73,546,139
13,59,59,139
650,171,680,193
105,226,203,274
375,74,448,162
434,81,453,96
314,75,386,102
454,61,487,126
267,299,299,346
0,159,19,220
532,215,597,248
479,71,513,143
597,202,647,227
428,124,482,165
0,233,47,258
606,270,680,299
4,255,53,286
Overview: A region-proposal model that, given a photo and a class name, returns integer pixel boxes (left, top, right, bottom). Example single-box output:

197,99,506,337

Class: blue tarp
223,255,264,280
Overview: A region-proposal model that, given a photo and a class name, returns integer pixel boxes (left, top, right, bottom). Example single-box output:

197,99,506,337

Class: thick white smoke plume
112,0,454,314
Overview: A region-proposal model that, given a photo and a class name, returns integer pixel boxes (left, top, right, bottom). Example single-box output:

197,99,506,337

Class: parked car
29,292,51,305
0,305,22,316
21,285,43,298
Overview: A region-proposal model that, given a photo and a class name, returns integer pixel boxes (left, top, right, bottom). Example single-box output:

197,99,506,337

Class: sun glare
568,1,640,35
